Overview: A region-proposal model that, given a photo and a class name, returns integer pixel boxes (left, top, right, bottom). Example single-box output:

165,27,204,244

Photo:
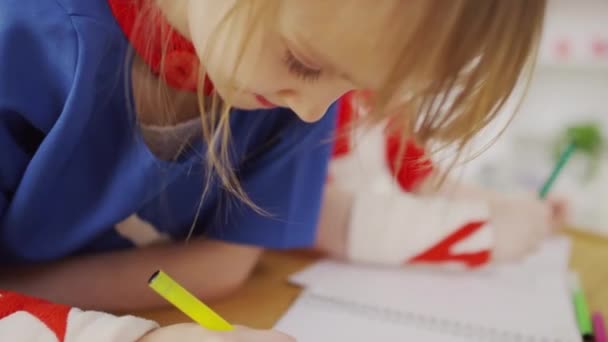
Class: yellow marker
148,270,233,331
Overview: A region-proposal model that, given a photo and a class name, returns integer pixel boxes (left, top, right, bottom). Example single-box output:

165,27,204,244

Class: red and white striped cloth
0,290,157,342
330,92,493,268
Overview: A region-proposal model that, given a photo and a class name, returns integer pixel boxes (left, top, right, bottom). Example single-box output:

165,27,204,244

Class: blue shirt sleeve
204,107,337,249
0,1,77,256
0,112,32,220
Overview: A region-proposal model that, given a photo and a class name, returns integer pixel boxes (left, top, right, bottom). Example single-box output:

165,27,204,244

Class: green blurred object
540,142,576,199
554,122,605,181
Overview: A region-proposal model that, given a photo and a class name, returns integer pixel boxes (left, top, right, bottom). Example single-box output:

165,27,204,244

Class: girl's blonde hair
135,0,546,210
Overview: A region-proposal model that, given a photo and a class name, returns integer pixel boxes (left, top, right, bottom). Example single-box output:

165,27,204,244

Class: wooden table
568,230,608,315
138,230,608,328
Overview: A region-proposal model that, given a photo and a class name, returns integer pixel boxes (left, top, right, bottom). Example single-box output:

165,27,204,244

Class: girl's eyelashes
283,49,322,82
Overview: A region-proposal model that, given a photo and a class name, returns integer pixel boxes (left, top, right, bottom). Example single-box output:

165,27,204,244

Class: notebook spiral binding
302,291,573,342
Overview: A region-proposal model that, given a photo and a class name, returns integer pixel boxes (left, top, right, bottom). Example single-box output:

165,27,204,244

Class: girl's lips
255,94,277,108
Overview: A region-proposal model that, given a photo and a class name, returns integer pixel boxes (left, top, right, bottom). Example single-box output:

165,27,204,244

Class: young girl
0,0,549,340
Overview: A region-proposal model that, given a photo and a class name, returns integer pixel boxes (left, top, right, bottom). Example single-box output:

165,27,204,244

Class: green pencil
538,142,576,199
570,272,594,341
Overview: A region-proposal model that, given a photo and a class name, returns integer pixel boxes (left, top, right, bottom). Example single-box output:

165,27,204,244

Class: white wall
517,0,608,137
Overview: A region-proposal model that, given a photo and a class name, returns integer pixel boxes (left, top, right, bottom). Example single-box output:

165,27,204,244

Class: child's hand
138,323,295,342
489,192,564,263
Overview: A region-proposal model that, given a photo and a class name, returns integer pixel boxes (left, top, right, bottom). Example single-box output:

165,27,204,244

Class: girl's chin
225,95,279,111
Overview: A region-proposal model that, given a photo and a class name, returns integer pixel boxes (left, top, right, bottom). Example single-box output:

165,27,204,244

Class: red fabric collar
108,0,212,94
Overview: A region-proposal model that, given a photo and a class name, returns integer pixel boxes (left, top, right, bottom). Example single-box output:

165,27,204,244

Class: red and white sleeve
330,92,493,269
0,290,158,342
347,191,493,268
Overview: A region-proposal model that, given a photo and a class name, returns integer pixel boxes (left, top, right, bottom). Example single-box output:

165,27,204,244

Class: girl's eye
283,49,322,82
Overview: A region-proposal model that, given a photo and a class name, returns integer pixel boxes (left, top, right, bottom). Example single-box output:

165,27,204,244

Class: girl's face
187,0,426,122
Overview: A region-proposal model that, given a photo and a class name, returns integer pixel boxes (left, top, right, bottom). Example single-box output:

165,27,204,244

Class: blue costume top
0,0,336,263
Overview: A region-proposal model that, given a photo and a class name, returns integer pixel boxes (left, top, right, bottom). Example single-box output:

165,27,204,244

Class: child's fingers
230,326,296,342
490,195,551,263
540,201,555,236
139,324,296,342
547,196,569,228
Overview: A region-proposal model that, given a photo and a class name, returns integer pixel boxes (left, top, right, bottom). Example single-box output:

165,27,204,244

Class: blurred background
460,0,608,236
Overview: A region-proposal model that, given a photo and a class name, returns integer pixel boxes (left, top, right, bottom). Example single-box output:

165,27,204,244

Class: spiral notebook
275,236,580,341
